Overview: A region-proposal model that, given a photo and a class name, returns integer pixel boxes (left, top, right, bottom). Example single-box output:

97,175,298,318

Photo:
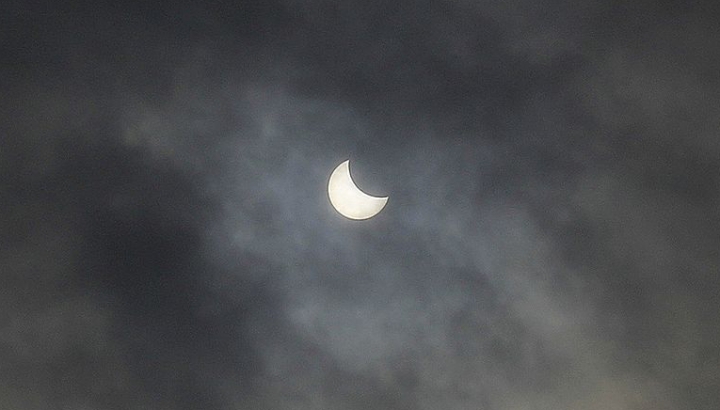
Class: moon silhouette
328,160,388,220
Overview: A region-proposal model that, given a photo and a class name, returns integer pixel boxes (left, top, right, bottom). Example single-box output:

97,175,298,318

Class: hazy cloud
2,0,719,409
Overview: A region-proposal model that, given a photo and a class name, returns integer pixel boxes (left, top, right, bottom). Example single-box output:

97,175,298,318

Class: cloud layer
2,0,719,409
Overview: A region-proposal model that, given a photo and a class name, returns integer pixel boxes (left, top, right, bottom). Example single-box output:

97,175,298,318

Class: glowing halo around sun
327,160,388,220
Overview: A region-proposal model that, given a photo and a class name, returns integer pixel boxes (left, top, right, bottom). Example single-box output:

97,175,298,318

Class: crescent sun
327,160,388,220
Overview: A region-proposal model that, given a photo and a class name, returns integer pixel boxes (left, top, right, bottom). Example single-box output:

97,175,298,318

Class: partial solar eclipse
328,160,388,220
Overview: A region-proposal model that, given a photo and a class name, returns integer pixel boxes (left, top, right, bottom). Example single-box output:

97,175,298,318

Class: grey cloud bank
1,0,719,409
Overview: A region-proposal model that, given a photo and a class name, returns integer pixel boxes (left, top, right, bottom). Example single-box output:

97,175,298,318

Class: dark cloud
2,0,720,409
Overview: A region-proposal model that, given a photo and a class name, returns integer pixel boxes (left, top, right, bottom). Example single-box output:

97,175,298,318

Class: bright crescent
328,160,388,220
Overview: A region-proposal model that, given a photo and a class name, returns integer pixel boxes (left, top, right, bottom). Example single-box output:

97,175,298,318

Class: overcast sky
2,0,720,409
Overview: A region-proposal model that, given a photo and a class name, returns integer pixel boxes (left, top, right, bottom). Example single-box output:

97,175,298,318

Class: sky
2,0,720,409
